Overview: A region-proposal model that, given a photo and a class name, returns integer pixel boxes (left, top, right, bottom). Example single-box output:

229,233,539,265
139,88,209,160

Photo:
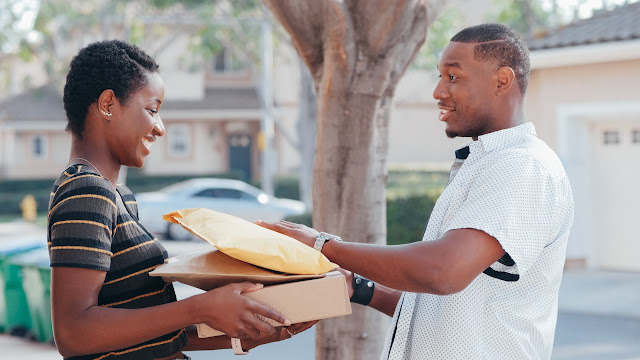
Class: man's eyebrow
148,98,162,104
444,62,462,69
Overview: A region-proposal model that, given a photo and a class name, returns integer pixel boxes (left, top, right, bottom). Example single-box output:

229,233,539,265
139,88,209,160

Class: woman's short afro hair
63,40,159,138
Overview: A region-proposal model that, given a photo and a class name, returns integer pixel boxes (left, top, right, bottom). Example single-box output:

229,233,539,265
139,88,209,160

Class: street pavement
2,220,640,359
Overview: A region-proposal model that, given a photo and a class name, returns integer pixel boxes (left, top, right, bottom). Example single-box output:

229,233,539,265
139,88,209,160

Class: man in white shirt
258,23,574,360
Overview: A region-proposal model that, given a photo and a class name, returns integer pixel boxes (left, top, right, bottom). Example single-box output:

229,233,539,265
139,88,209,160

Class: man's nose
433,80,448,100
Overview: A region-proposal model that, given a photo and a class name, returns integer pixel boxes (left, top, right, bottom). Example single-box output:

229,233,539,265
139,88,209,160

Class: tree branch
260,0,326,75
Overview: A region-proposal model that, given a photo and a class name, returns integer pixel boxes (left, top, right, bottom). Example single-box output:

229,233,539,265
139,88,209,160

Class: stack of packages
150,208,351,338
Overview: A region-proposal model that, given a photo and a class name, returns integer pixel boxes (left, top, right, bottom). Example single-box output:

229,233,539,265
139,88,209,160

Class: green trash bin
8,247,53,343
0,238,45,335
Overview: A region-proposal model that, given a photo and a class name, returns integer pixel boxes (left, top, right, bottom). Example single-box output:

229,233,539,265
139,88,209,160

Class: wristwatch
313,232,342,253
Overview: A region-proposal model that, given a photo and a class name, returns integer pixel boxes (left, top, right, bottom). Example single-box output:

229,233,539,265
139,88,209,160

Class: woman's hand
243,321,318,350
194,282,291,339
255,220,319,248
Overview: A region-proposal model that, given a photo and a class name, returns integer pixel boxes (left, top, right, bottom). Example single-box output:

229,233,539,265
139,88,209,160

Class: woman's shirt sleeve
48,173,118,271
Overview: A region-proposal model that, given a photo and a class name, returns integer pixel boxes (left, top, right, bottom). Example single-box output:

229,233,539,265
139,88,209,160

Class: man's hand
255,220,319,248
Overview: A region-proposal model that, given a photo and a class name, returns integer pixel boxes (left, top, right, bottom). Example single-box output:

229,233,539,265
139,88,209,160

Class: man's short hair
451,23,530,94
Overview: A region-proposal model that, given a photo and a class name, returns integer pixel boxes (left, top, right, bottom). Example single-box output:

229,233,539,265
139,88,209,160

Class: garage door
590,122,640,270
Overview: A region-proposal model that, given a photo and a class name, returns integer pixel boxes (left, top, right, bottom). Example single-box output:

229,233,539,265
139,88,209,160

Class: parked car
135,178,306,240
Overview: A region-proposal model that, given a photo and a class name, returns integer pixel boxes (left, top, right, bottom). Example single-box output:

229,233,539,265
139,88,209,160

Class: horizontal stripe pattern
48,165,186,360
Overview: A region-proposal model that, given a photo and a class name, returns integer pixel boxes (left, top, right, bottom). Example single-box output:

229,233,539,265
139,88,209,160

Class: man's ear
495,66,516,95
97,89,117,118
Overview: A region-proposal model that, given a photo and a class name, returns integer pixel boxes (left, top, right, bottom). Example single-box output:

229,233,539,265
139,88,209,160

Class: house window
212,47,246,74
633,130,640,144
31,134,47,159
603,130,619,145
167,124,191,157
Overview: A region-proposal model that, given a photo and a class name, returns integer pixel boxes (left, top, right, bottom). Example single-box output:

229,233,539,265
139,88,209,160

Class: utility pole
260,13,275,195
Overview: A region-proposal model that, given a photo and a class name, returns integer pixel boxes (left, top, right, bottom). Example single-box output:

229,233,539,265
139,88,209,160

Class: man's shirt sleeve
442,155,568,277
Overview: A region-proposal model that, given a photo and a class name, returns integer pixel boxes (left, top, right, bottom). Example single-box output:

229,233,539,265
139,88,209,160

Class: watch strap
313,232,342,252
231,338,249,355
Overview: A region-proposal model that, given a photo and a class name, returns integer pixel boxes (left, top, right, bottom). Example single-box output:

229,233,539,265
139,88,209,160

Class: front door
228,134,252,182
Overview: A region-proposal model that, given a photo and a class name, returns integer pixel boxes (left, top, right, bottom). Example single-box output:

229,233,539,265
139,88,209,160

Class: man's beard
445,115,492,139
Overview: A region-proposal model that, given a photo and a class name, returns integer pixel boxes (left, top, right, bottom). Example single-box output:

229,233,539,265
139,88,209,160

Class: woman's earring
100,109,112,117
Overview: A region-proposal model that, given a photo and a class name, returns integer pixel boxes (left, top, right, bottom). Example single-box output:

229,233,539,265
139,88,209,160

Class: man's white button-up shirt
381,122,574,360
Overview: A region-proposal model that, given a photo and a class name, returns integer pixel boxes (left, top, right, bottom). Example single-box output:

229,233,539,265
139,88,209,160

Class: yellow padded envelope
163,208,338,275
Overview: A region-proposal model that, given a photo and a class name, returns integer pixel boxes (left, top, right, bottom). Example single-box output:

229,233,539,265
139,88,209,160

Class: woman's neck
69,136,120,186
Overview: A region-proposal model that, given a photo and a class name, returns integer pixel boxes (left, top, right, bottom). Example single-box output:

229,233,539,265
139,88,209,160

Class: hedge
284,193,438,246
2,172,440,245
0,171,243,215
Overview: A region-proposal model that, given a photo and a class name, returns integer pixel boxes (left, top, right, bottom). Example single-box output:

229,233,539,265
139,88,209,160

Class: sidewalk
558,268,640,319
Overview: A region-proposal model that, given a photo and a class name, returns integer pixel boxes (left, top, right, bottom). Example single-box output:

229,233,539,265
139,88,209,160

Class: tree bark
296,57,317,210
520,0,536,37
262,0,444,358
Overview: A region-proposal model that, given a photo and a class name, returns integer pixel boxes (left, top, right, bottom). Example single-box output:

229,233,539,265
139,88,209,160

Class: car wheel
166,223,198,241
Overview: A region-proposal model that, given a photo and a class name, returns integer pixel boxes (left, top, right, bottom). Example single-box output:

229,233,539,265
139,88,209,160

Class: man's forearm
366,282,402,317
322,240,445,293
321,229,505,295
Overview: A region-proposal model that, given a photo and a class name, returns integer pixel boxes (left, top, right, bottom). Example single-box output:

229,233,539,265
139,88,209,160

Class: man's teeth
142,139,152,148
441,109,450,114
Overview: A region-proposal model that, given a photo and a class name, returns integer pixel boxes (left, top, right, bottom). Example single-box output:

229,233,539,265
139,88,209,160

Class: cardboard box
150,249,352,338
196,271,352,338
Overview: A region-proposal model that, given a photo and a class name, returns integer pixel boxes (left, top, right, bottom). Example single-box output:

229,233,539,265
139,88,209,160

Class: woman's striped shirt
47,165,188,360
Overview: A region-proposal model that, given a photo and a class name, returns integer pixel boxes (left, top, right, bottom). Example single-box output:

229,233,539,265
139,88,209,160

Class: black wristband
350,273,374,306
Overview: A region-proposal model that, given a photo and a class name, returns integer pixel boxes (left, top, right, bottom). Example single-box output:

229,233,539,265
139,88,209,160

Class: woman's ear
97,89,116,118
495,66,516,95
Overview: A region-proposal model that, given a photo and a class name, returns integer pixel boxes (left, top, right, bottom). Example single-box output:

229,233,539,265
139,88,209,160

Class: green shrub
251,177,300,200
283,212,313,227
0,178,56,215
386,194,437,245
0,172,243,215
283,193,438,246
125,171,242,194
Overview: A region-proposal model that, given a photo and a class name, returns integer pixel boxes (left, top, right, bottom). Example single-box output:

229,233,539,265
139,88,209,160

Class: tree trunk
261,1,445,358
520,0,536,37
296,57,317,210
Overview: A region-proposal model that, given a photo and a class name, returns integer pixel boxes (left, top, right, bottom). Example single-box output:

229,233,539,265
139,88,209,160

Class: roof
0,85,262,122
162,87,261,111
527,1,640,50
0,85,66,121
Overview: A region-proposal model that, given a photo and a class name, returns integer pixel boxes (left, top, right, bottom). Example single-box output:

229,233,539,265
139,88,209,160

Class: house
525,1,640,271
0,85,68,179
0,27,276,183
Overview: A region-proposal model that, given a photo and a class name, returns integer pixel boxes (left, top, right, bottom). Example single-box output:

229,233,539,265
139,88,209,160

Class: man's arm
339,268,402,317
257,221,505,296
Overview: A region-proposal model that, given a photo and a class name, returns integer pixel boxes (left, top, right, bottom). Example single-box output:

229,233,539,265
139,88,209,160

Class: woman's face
107,72,165,168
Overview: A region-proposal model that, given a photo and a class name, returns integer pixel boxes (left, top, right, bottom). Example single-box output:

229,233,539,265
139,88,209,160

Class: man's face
433,42,498,139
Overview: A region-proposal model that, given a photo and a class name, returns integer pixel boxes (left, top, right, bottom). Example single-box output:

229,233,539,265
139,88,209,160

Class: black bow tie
455,146,470,160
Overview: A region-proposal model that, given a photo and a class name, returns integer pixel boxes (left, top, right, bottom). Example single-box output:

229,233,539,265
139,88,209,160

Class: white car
135,178,306,240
